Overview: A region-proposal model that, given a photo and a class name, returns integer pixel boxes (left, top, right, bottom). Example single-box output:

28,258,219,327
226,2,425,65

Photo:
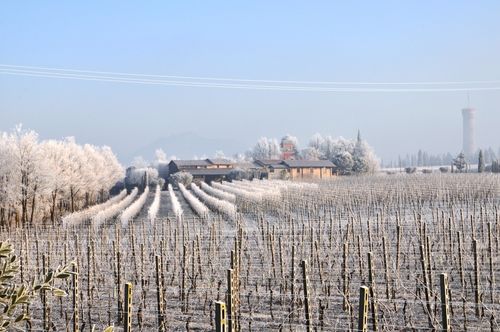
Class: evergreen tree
453,152,467,173
478,149,485,173
492,160,500,173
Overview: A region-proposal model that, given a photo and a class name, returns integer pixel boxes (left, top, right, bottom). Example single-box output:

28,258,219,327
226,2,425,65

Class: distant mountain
125,132,246,163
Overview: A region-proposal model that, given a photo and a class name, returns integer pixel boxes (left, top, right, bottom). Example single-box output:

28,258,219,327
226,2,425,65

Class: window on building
296,169,300,174
310,168,313,173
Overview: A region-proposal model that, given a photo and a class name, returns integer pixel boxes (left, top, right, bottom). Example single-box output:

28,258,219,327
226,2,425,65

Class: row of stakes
214,260,452,332
64,252,450,332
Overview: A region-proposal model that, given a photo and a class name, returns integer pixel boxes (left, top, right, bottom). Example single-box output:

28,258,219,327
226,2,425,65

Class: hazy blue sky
1,1,499,163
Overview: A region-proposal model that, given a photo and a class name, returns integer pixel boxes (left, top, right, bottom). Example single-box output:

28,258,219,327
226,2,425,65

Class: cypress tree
478,149,485,173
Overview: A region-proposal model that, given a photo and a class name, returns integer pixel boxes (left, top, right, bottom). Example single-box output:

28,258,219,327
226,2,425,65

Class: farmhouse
254,159,289,179
167,158,336,183
234,161,266,179
168,158,235,183
205,158,233,168
282,160,336,180
254,159,336,180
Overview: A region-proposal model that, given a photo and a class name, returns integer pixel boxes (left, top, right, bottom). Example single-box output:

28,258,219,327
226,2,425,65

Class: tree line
0,125,123,226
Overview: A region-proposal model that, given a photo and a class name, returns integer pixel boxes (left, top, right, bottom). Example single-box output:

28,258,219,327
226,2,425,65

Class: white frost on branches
178,183,209,218
307,133,379,174
228,180,281,201
92,188,138,229
200,182,236,203
211,182,263,203
62,189,127,227
148,185,161,224
191,183,237,219
0,125,124,225
250,137,281,160
120,186,150,228
168,184,183,219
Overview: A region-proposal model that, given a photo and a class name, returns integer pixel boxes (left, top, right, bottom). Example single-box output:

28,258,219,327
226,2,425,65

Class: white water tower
462,108,476,158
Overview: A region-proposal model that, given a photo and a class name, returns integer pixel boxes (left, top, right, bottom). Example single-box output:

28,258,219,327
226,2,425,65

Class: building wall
267,168,288,179
289,167,334,180
207,164,232,169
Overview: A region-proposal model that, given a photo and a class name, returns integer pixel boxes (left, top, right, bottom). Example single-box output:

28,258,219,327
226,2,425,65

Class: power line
1,65,500,92
2,64,500,85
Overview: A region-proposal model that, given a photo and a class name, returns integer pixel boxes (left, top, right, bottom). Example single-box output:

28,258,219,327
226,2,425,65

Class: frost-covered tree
332,151,354,175
126,166,161,189
268,138,281,159
309,133,325,152
155,148,168,163
132,156,148,168
9,126,53,224
453,152,467,172
251,137,281,160
170,171,193,188
352,136,379,174
0,126,123,226
299,147,321,160
214,150,227,159
0,133,17,225
321,136,342,160
478,149,485,173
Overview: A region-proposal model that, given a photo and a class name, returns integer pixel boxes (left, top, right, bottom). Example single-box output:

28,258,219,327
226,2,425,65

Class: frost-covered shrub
168,184,183,219
332,151,354,175
170,171,193,188
405,167,417,174
62,189,126,227
92,188,138,228
191,183,237,219
148,185,161,224
227,168,252,181
120,186,149,227
491,160,500,173
178,183,209,218
201,182,236,203
126,167,161,188
439,167,449,173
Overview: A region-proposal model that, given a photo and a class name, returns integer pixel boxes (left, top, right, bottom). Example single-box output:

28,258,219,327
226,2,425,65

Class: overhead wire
1,64,500,92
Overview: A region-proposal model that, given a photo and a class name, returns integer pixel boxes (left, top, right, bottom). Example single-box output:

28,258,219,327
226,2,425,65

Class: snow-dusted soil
11,175,500,331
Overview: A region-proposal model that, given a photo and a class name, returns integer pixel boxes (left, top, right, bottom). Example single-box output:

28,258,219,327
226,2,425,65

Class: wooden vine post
42,254,48,332
301,260,312,332
227,269,235,332
155,255,165,331
487,223,495,304
72,263,79,332
439,273,451,332
124,282,133,332
116,249,122,324
357,286,369,332
367,252,379,331
342,242,350,312
290,245,295,323
232,238,241,329
419,244,433,327
472,238,482,317
226,238,241,332
215,301,227,332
